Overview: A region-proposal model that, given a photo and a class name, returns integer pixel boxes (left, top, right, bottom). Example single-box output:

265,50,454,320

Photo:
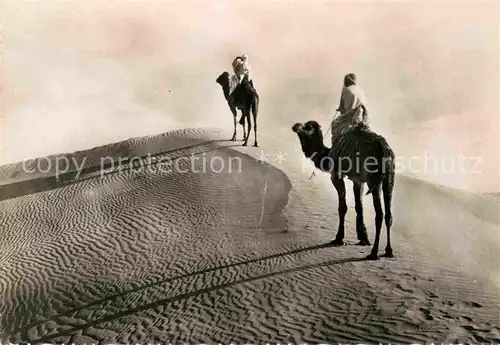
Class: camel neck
222,84,230,99
310,145,333,172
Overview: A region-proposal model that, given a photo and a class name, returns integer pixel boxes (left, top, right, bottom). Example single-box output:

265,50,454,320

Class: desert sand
0,127,499,344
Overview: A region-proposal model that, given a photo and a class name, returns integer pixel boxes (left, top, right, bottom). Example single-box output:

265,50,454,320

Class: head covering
344,73,356,87
240,54,248,61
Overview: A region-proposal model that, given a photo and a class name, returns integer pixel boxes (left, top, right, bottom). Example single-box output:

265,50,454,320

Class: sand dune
0,128,499,344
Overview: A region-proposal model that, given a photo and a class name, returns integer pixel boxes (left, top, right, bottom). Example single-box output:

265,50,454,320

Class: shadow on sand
13,242,364,342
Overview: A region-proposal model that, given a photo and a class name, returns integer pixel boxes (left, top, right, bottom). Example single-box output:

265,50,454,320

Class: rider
331,73,369,138
232,54,254,89
336,73,368,125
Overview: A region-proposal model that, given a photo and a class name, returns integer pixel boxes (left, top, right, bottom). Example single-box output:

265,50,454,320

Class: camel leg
252,97,259,147
240,113,246,141
230,105,237,141
366,186,383,260
381,175,394,258
353,182,370,245
330,175,347,246
242,109,251,146
252,108,258,147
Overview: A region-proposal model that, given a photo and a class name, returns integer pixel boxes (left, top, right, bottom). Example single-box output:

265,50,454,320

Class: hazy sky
2,1,499,192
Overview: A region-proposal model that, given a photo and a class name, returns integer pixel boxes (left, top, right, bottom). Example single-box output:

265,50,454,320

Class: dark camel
292,120,396,260
216,72,259,147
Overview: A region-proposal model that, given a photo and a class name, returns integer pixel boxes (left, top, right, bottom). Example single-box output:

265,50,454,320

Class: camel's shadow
10,241,365,342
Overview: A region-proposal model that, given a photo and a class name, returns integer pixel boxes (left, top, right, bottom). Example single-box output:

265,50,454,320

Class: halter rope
308,110,339,180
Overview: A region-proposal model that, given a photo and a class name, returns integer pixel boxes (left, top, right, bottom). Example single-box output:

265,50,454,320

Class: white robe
229,74,240,94
339,85,367,121
233,58,252,82
331,85,369,141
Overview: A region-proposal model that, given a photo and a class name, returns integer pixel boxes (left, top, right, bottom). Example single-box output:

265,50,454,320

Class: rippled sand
1,128,499,344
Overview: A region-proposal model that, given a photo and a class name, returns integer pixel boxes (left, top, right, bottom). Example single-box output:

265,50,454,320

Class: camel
292,120,396,260
216,71,259,147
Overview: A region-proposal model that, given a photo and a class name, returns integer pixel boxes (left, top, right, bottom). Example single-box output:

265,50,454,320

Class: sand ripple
1,128,499,344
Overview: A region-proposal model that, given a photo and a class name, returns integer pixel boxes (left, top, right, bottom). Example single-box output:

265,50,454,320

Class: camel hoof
329,239,344,247
382,250,394,258
242,142,248,147
365,253,379,261
357,240,371,246
253,143,258,147
231,137,236,141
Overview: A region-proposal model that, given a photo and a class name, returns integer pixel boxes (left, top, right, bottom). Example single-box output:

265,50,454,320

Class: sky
2,0,499,192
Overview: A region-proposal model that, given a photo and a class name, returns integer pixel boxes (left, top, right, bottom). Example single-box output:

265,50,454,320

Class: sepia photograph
1,0,499,343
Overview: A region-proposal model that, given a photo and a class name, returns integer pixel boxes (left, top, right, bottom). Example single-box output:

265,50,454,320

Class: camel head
292,121,327,159
216,71,230,86
216,71,232,99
